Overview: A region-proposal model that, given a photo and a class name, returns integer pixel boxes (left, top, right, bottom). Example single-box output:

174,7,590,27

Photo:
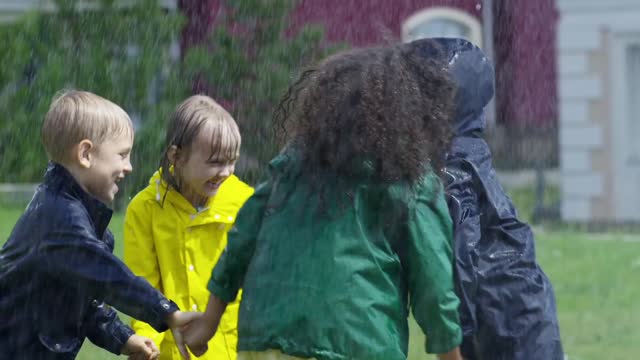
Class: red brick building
180,0,559,130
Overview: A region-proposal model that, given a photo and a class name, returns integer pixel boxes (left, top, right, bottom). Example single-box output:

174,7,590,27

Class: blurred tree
0,0,186,205
180,0,343,182
0,0,340,205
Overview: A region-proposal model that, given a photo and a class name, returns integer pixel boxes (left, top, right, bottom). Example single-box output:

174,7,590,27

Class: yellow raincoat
124,170,254,360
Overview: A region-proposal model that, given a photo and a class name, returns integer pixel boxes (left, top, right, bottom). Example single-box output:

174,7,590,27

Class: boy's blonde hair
41,90,134,163
160,95,241,191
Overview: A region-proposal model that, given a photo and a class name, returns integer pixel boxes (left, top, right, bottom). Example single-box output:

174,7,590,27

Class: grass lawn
2,204,639,359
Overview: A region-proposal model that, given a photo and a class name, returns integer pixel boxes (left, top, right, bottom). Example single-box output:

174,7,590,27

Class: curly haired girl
185,42,463,360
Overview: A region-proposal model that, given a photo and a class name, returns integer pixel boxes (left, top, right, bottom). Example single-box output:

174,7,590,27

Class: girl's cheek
210,165,224,174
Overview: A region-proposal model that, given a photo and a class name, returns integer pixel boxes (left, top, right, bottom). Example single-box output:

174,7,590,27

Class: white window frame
401,6,483,47
611,31,640,219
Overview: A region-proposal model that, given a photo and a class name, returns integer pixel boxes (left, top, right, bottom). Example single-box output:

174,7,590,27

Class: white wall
0,0,177,23
557,0,640,221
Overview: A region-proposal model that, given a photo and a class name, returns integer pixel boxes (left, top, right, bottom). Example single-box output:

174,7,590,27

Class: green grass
534,229,640,359
509,184,560,222
2,199,639,359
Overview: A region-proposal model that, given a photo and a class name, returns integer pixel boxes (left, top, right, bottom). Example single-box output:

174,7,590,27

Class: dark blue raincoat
0,163,179,360
407,38,564,360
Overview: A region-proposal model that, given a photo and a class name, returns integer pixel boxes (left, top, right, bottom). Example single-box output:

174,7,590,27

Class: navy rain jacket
407,38,564,360
0,163,179,359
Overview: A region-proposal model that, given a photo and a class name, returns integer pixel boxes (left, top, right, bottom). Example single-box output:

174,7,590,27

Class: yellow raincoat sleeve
123,197,165,346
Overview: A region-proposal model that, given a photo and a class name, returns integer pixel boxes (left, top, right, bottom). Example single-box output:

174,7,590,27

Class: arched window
402,7,482,47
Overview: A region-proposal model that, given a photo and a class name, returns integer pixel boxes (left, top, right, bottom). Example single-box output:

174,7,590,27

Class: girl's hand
182,294,228,357
122,334,160,360
166,311,204,359
437,347,464,360
182,316,216,357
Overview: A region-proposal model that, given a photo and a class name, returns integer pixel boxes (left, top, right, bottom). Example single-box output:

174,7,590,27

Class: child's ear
167,145,179,165
76,139,94,169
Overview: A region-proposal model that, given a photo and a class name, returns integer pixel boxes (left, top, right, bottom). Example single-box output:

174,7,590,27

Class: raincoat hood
406,37,495,136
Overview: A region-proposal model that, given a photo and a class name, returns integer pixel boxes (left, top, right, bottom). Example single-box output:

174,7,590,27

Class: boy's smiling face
80,132,134,204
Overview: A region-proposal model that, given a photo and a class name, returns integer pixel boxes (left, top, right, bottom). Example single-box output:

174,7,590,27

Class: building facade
558,0,640,222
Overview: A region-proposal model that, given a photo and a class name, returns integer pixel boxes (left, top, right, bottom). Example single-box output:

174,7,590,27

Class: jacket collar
43,162,113,237
150,169,246,226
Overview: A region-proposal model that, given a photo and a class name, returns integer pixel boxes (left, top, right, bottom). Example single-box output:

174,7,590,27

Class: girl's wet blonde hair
160,95,241,192
41,90,134,164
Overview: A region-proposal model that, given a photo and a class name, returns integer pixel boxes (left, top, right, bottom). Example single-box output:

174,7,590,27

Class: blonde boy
0,90,199,360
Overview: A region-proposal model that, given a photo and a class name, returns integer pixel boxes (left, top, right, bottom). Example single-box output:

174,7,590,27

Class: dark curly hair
273,40,455,184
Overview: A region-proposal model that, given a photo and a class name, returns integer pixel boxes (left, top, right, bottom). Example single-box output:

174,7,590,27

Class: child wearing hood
408,38,564,360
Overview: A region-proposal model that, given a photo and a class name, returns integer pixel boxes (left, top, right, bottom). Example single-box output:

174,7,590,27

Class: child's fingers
188,341,208,358
144,339,159,353
172,328,191,360
177,311,204,327
181,320,209,357
176,342,190,360
144,340,160,360
148,350,161,360
141,342,153,356
127,353,145,360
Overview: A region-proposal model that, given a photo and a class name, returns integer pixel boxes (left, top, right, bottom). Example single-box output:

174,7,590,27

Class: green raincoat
208,150,462,360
